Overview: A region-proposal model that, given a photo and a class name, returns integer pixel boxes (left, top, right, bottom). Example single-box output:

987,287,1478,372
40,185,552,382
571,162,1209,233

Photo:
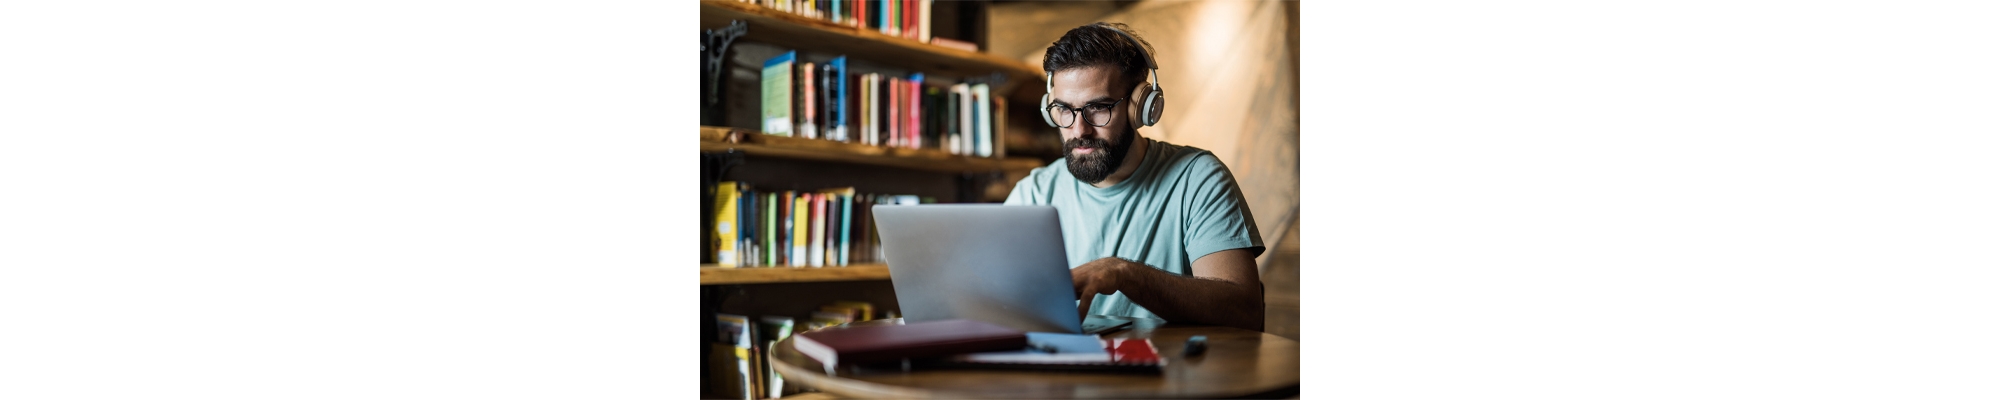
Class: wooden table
769,317,1301,399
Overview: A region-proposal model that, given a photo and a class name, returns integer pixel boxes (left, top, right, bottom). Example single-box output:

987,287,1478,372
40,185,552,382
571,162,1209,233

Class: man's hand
1069,250,1264,331
1073,257,1133,321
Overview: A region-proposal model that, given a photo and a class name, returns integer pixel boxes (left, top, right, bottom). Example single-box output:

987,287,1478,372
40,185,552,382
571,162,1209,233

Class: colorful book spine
828,56,848,142
838,193,852,266
800,61,817,139
765,192,778,266
761,51,796,136
714,182,740,267
808,192,825,267
780,191,794,266
862,73,875,146
908,73,923,149
739,185,754,267
791,193,809,267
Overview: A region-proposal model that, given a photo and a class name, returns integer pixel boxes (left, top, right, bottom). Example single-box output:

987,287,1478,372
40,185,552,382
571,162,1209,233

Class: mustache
1065,137,1111,151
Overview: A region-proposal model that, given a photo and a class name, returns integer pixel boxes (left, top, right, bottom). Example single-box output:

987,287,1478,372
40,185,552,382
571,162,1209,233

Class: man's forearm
1120,262,1264,331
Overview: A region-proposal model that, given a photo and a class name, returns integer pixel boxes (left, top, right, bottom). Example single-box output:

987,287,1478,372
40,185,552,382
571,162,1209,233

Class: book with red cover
792,319,1027,367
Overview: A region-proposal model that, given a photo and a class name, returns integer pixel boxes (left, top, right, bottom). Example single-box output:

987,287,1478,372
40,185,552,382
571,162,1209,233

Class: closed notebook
792,319,1026,367
935,333,1165,373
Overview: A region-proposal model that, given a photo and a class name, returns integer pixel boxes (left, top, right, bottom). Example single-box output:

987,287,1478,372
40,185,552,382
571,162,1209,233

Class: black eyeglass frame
1045,98,1128,128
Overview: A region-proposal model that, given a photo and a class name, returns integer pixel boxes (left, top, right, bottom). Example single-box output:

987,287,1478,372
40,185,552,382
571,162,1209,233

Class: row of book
712,302,884,399
760,51,1001,157
733,0,971,50
712,181,931,268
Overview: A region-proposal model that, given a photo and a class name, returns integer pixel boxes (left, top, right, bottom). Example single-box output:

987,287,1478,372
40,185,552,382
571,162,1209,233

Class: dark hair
1042,22,1154,93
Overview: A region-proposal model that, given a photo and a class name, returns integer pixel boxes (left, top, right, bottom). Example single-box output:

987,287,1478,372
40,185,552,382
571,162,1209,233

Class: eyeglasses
1046,98,1126,128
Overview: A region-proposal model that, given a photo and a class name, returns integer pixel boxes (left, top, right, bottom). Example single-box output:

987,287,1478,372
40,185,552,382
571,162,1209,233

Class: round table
769,318,1300,399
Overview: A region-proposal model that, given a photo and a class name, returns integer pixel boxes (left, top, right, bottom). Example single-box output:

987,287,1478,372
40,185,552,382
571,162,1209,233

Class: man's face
1049,65,1138,185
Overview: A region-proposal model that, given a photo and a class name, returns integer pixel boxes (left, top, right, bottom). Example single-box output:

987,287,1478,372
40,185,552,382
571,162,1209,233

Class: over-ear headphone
1041,25,1165,128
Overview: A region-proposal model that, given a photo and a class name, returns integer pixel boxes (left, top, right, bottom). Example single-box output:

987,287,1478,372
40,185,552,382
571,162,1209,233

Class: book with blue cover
828,56,848,142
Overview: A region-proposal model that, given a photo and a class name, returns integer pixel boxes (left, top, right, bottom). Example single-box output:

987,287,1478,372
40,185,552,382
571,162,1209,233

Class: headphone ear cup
1128,84,1152,127
1040,93,1057,127
1142,89,1164,127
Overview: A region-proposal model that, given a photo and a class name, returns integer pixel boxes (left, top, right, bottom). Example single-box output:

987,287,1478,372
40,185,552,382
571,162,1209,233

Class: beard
1064,127,1137,185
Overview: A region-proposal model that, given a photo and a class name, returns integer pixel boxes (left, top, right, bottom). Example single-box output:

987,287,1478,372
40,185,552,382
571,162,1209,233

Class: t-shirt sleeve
1180,154,1265,260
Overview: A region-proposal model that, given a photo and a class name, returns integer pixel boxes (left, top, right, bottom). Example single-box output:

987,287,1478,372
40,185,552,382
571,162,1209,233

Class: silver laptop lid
872,204,1082,334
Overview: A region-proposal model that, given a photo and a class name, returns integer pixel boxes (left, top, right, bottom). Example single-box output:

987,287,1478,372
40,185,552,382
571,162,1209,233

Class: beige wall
993,0,1301,265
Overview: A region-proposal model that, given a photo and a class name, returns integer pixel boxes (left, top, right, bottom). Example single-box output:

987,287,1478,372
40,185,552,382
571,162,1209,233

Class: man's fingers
1077,290,1096,321
1072,268,1089,298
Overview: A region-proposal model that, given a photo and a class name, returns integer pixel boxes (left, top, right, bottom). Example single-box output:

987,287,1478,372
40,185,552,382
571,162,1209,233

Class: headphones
1041,25,1165,128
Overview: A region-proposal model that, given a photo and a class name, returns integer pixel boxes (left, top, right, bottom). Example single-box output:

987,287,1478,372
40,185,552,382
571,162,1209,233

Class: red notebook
792,319,1027,367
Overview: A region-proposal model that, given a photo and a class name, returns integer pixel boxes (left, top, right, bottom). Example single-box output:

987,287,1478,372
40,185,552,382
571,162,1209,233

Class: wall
990,0,1302,265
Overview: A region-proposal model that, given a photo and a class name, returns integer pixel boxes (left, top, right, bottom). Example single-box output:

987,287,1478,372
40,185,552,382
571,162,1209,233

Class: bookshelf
701,126,1043,173
700,0,1039,93
700,2,1042,398
700,264,893,285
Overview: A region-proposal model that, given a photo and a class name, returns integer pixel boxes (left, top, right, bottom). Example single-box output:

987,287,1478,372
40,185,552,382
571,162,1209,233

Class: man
1006,23,1266,332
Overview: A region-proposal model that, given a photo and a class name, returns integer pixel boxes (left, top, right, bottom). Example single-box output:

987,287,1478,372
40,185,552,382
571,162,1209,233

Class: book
931,37,977,52
779,191,794,266
804,192,820,268
885,0,899,37
799,61,817,139
972,82,992,157
757,317,797,398
887,77,900,148
764,192,778,266
792,319,1028,367
837,192,852,266
952,83,969,155
761,51,796,136
907,73,923,149
992,95,1007,158
861,73,875,146
817,62,832,140
918,0,931,42
792,193,809,267
828,56,848,142
714,182,741,267
935,334,1165,373
808,311,851,331
922,84,941,151
714,314,757,399
739,185,755,267
830,300,874,321
820,192,835,266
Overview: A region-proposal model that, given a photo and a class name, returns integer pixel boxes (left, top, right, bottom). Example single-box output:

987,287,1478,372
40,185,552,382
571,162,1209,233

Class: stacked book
761,51,1002,157
709,300,878,399
711,181,928,268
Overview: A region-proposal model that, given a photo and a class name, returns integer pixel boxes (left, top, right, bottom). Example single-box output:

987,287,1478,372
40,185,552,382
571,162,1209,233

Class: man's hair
1042,22,1155,94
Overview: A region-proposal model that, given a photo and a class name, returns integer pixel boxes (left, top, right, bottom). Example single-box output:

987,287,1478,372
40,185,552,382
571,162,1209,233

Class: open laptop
872,204,1132,334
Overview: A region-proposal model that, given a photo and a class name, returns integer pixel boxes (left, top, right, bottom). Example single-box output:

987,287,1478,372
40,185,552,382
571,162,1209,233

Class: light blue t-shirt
1004,138,1264,320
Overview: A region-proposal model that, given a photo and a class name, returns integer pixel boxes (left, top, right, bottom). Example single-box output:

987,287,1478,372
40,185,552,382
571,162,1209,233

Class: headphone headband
1105,26,1158,70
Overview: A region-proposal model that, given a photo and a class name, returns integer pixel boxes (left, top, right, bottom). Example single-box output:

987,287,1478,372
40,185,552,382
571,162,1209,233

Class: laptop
872,204,1133,334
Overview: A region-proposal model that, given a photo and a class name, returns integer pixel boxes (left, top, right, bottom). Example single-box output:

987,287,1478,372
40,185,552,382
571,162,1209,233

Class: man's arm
1073,248,1264,331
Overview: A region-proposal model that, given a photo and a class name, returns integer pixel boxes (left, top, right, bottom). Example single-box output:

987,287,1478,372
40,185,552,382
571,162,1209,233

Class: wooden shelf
701,126,1045,173
700,263,893,285
700,0,1041,94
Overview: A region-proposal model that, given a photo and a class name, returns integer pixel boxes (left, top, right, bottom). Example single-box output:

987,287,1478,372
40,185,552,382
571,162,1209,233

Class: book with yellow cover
714,181,741,267
791,193,809,267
